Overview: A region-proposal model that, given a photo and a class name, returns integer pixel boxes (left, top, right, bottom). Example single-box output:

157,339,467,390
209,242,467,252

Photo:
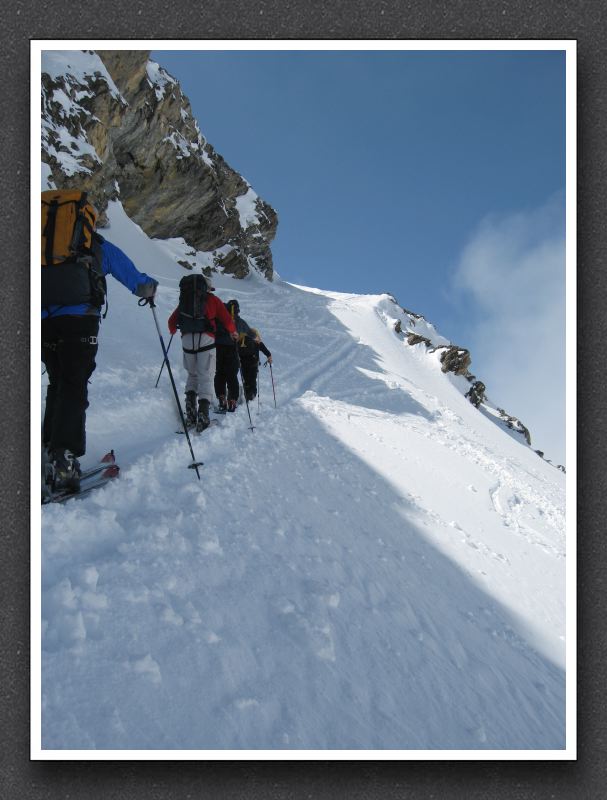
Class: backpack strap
183,342,217,354
69,192,95,255
43,199,59,267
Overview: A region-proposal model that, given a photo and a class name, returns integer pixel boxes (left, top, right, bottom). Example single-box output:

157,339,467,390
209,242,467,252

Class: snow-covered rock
41,49,277,279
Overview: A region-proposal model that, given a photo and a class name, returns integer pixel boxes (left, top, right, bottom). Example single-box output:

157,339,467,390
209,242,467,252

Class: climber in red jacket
168,275,237,431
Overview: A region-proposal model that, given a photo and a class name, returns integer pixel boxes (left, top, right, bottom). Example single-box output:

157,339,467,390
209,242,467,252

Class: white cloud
453,195,566,465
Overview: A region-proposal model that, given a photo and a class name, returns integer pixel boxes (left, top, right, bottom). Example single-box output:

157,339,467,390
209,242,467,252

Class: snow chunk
163,130,193,159
127,654,162,685
146,60,177,102
42,120,100,176
51,88,73,117
235,186,261,229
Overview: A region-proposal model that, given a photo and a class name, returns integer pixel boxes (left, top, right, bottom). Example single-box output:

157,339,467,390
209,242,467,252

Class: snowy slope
38,203,567,752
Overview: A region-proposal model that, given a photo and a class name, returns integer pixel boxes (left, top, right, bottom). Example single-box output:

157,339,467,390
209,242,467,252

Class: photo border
2,0,603,796
31,37,576,763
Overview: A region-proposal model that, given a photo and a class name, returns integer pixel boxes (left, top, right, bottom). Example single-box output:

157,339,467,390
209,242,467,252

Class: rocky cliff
41,49,278,279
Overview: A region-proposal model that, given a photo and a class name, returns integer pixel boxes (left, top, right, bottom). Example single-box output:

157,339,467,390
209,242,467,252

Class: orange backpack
42,190,98,266
41,190,106,310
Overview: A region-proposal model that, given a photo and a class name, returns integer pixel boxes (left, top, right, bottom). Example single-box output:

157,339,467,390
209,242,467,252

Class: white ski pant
181,332,216,402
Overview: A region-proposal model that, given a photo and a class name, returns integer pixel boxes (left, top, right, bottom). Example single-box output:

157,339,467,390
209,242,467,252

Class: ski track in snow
40,209,566,751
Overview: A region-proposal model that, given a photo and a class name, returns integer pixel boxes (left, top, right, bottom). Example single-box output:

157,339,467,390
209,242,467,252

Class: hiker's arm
168,308,179,334
102,240,158,297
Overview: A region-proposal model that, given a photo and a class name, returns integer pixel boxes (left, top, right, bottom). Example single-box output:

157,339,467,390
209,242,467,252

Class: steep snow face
38,203,566,752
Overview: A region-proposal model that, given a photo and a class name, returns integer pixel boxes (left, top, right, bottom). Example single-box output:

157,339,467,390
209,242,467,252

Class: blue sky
153,49,567,464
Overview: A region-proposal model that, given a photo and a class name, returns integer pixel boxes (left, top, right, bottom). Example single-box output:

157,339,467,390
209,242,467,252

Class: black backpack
178,274,213,334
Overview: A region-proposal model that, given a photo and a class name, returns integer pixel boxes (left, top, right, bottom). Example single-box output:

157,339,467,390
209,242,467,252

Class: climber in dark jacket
214,299,258,411
42,235,158,492
238,327,272,402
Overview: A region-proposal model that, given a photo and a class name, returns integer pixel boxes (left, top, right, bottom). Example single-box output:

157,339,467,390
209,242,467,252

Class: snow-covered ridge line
375,293,562,470
287,284,554,465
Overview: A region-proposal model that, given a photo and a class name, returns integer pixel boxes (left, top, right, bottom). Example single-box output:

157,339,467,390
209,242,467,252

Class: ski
42,464,120,505
213,406,227,415
78,450,117,481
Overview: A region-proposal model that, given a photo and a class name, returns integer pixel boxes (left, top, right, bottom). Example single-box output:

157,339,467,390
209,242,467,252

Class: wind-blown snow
38,202,567,753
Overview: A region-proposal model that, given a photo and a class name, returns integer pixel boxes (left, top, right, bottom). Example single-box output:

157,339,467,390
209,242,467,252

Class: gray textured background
3,1,604,797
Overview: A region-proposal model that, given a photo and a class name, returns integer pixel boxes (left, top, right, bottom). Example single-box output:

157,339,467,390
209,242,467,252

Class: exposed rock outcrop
406,332,432,348
497,409,532,446
41,49,277,279
437,345,472,376
465,381,486,409
386,295,547,464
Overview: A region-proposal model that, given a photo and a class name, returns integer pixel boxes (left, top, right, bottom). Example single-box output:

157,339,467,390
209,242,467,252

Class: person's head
226,299,240,318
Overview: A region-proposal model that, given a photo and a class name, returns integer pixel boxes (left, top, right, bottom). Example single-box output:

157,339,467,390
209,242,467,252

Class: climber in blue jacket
42,234,158,491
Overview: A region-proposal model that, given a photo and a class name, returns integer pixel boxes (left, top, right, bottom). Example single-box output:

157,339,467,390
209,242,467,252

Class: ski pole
269,361,277,408
140,298,202,478
154,332,174,388
234,341,255,432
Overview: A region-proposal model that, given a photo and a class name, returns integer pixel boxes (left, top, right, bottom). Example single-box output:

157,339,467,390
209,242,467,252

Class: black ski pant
214,344,240,402
42,315,99,458
240,354,259,401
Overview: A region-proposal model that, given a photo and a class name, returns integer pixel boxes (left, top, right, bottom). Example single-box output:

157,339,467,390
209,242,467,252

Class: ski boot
50,449,81,494
197,398,211,432
217,394,227,412
185,391,197,428
227,398,238,413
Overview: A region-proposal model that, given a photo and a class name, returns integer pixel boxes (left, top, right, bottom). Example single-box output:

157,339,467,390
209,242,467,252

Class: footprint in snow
125,653,162,685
